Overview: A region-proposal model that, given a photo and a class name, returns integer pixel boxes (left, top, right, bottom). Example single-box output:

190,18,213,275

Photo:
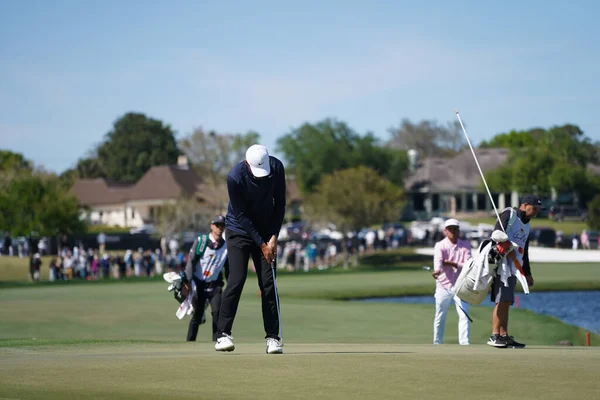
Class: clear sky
1,0,599,174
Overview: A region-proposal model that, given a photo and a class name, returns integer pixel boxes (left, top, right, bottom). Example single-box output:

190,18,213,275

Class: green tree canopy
586,194,600,230
481,124,600,205
0,150,33,172
96,112,180,182
276,119,408,193
304,166,406,231
0,174,86,237
0,150,34,189
67,112,180,182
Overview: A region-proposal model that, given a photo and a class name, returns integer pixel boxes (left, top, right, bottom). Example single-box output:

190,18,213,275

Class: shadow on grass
0,338,178,348
291,351,414,355
228,351,414,356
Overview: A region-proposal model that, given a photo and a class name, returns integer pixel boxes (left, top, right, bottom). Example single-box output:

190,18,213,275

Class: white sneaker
215,334,235,352
266,338,283,354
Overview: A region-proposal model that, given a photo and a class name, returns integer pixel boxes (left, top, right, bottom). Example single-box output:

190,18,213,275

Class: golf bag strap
186,235,210,280
504,207,518,232
195,234,209,257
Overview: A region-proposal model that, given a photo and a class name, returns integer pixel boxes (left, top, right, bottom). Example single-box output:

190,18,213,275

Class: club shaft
271,261,283,341
423,266,473,322
455,110,505,232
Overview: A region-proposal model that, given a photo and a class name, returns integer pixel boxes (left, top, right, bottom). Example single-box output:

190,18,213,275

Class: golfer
487,194,539,348
432,218,472,345
215,144,286,354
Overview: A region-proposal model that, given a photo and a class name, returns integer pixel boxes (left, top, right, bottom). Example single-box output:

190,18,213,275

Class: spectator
97,232,106,254
581,229,590,250
30,253,41,282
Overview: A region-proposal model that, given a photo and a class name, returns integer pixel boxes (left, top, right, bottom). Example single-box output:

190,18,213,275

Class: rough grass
461,216,587,234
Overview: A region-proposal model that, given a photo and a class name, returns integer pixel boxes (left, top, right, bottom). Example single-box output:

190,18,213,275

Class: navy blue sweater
225,156,286,246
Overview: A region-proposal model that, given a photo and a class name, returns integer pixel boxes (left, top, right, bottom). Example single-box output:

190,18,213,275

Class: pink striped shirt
433,237,472,289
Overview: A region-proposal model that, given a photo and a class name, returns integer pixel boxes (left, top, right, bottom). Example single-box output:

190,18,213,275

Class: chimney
177,155,189,170
407,149,419,172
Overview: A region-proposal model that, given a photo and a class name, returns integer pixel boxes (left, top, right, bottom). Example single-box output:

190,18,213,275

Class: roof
127,165,201,201
404,148,510,192
70,179,133,206
71,165,202,207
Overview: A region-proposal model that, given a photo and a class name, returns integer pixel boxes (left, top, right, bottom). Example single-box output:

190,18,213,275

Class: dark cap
211,215,225,225
520,194,543,208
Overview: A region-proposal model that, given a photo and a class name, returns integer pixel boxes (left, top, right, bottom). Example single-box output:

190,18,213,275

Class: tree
586,194,600,230
0,150,32,172
276,119,408,193
96,112,180,182
155,196,213,238
0,150,34,189
59,154,106,187
0,174,86,236
304,166,406,231
481,124,600,206
178,128,260,185
387,118,468,158
479,129,541,149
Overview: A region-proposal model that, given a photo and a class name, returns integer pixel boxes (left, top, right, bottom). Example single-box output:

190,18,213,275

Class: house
403,148,520,217
71,156,202,228
71,156,304,228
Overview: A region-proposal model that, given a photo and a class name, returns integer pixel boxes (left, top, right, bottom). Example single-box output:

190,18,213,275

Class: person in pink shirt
431,218,472,345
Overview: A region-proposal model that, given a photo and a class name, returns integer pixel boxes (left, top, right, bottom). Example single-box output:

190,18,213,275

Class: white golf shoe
266,338,283,354
215,334,235,352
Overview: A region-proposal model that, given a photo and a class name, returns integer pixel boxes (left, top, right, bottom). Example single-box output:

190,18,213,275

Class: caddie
184,216,229,342
487,195,541,348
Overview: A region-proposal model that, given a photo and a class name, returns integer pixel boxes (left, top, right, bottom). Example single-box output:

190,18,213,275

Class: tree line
2,111,600,238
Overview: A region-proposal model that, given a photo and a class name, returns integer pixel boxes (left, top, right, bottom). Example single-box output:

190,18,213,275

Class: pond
357,290,600,334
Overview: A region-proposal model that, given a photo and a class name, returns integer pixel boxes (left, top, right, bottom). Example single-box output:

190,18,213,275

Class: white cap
444,218,460,228
246,144,270,177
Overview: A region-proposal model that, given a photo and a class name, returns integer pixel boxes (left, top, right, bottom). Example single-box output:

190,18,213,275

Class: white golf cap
444,218,460,228
246,144,270,177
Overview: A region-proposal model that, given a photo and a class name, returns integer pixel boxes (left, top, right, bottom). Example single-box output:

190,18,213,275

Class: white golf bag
454,240,497,305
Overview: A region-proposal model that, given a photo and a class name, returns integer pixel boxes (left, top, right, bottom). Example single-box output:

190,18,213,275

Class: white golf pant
433,287,470,345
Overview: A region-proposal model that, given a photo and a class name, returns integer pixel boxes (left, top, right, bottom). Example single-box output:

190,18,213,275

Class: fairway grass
1,342,599,400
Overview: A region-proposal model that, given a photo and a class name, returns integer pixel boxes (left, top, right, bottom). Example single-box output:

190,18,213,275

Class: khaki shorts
491,275,516,304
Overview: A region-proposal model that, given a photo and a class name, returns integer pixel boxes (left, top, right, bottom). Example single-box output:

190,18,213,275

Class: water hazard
358,290,600,334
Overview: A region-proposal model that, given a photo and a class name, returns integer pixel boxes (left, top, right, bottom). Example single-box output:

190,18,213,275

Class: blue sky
1,0,599,173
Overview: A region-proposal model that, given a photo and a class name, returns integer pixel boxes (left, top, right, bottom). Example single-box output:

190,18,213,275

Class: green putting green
1,249,598,399
1,342,598,399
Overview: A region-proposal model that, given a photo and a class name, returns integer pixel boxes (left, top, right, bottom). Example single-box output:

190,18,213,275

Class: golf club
455,109,505,232
271,259,283,341
423,266,474,323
